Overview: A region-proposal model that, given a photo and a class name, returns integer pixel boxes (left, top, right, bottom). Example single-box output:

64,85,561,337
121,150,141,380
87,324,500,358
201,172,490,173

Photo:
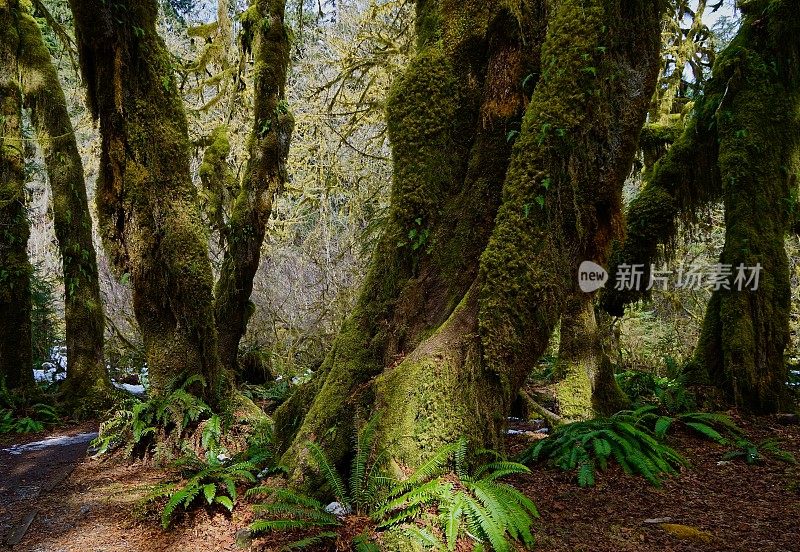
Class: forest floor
0,415,798,552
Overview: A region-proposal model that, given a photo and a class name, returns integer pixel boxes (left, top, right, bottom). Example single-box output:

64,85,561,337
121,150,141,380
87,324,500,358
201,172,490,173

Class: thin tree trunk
214,0,293,375
16,4,111,406
0,0,33,391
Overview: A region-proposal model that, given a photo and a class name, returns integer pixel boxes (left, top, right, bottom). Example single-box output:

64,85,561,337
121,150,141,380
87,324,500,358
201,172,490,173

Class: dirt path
0,424,98,550
1,417,798,551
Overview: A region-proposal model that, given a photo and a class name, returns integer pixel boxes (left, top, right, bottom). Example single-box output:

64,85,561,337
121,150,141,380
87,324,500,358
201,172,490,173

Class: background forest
2,0,800,550
15,0,800,404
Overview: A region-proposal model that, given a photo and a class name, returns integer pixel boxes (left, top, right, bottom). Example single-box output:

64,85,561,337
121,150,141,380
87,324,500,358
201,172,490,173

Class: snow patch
2,432,98,455
112,381,146,395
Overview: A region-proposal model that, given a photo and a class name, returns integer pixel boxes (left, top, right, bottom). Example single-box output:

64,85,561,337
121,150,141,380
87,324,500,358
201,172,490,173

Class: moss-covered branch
213,0,293,376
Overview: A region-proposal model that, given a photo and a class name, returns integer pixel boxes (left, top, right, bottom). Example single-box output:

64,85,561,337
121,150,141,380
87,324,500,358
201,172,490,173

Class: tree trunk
277,0,662,483
16,4,111,406
694,1,799,412
68,0,228,406
214,0,293,375
0,0,33,391
603,0,800,413
555,294,628,420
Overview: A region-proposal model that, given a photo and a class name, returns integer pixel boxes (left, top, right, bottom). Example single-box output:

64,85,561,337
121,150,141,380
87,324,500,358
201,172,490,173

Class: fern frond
401,525,443,548
306,441,348,505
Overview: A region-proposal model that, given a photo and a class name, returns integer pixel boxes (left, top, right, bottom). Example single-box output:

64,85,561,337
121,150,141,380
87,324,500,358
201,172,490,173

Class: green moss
373,291,503,469
71,0,229,408
278,0,517,479
213,0,292,375
705,1,798,411
600,96,722,316
0,0,33,389
16,1,111,405
607,0,799,412
478,0,609,395
555,365,594,421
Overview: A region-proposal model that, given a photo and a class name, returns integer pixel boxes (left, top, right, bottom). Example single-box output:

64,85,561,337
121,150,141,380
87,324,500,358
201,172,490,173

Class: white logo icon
578,261,608,293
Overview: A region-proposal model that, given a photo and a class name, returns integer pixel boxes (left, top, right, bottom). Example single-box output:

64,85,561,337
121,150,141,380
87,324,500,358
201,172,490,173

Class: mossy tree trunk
68,0,294,408
602,0,800,413
555,294,628,420
68,0,229,407
214,0,293,375
16,4,111,406
694,0,799,412
0,0,33,391
276,0,662,483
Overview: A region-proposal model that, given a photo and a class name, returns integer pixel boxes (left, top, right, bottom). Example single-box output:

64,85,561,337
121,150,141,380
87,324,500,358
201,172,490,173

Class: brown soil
516,415,800,552
1,415,798,551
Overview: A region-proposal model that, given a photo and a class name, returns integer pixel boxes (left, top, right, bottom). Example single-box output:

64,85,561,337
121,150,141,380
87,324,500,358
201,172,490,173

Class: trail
0,428,97,548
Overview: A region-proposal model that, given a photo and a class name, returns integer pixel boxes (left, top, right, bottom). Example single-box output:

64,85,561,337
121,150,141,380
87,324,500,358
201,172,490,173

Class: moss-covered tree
68,0,292,407
16,2,111,406
275,0,662,483
214,0,293,375
0,0,33,391
602,0,800,413
556,295,629,420
68,0,229,406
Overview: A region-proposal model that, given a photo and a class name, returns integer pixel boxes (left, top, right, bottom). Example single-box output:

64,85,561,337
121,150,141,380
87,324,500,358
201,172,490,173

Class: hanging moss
16,2,111,408
0,0,33,390
600,96,722,317
198,125,232,246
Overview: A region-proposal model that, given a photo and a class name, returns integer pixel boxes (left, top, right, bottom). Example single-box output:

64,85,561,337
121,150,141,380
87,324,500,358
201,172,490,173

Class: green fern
519,409,687,487
307,441,348,504
377,439,537,551
722,437,797,465
248,416,391,548
158,454,259,528
92,376,213,459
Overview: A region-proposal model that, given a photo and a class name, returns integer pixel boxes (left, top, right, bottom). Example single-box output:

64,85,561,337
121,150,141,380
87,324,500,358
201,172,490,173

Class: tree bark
555,294,628,420
277,0,662,483
0,0,33,391
68,0,228,407
16,4,111,406
602,0,800,413
214,0,293,375
694,0,799,412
